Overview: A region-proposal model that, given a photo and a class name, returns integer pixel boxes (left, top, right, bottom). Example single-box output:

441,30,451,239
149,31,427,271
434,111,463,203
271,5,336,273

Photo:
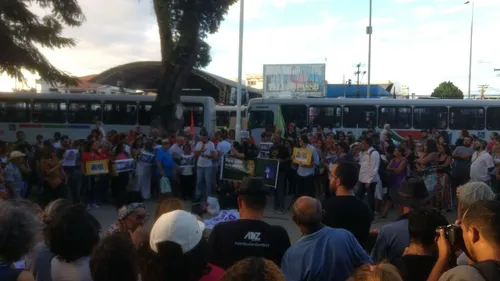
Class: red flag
190,111,195,136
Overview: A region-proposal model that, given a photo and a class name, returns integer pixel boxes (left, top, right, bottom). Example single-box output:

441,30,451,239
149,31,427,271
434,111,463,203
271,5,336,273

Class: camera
436,224,463,246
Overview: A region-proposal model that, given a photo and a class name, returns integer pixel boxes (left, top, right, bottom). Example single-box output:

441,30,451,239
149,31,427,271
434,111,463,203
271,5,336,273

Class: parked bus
0,92,216,141
247,97,500,144
215,105,247,130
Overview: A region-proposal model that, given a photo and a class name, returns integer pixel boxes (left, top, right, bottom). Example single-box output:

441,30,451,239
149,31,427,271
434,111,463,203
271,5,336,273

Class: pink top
199,264,225,281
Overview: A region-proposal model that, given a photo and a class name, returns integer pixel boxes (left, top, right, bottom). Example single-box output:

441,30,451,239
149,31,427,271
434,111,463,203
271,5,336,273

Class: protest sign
85,160,109,176
254,158,280,188
292,147,312,165
62,149,78,167
113,158,135,174
221,155,255,181
258,142,273,158
138,151,155,164
204,210,240,230
180,155,195,168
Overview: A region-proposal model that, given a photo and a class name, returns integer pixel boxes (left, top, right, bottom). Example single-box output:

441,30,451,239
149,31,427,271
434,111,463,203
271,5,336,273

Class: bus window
413,107,448,130
68,102,102,124
0,101,29,123
450,107,484,130
487,107,500,130
31,102,67,123
103,102,137,125
378,106,412,129
138,103,153,126
248,111,274,130
281,105,307,129
216,111,231,128
343,105,376,129
309,106,342,128
183,103,204,128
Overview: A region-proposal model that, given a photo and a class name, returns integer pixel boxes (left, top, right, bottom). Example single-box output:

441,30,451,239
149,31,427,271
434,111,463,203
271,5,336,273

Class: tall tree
153,0,237,133
0,0,85,86
431,81,464,99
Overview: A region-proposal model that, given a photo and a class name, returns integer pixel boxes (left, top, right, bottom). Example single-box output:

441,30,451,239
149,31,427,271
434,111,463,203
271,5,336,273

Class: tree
0,0,84,86
431,81,464,99
153,0,237,133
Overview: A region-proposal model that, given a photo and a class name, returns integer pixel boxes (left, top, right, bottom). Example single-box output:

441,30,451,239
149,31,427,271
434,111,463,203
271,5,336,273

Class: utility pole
478,84,489,99
354,63,366,98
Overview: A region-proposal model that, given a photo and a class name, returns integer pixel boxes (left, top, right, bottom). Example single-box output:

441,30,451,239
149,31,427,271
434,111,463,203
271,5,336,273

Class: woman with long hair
415,139,439,198
40,148,67,207
435,143,452,211
382,147,407,218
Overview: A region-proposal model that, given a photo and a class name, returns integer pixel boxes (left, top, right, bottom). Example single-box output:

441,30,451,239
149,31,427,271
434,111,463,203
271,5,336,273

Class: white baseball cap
149,210,205,254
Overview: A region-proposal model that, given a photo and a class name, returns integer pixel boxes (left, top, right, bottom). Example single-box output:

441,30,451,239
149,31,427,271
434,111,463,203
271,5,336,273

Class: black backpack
472,260,500,281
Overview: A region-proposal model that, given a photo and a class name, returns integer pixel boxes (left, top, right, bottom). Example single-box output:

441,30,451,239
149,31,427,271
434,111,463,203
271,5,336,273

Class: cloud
411,6,438,19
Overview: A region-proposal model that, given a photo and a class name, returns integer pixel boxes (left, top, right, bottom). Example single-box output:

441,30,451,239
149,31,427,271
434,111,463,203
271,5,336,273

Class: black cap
237,177,270,196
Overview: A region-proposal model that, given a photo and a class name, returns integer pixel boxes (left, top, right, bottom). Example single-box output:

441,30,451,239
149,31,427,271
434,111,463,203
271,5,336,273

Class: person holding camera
427,200,500,281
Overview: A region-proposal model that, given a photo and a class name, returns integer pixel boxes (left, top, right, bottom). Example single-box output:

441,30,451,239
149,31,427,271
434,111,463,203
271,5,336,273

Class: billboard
263,64,326,98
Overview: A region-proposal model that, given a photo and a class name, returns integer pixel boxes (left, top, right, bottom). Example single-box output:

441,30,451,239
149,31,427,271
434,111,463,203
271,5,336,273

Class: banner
258,142,273,158
221,155,255,181
204,210,240,230
85,160,109,176
254,158,280,188
263,64,326,98
62,149,78,167
180,155,195,168
221,155,279,188
292,147,312,165
114,159,135,174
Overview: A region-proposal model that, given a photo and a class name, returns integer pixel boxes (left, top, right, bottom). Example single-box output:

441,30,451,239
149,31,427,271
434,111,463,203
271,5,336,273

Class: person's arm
426,229,452,281
350,233,373,265
393,159,408,174
370,229,387,262
155,151,165,177
417,152,437,165
210,143,217,159
438,156,452,169
366,150,380,184
18,271,36,281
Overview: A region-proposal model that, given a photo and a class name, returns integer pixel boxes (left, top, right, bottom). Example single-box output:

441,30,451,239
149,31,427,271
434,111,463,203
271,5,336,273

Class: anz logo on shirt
244,232,262,242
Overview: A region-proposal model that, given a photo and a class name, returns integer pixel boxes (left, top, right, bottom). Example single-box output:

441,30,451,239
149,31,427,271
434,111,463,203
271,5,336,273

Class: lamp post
366,0,373,98
235,0,244,142
465,0,474,99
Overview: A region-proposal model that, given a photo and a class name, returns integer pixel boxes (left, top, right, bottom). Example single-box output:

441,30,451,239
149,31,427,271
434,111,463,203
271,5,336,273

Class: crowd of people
1,121,500,281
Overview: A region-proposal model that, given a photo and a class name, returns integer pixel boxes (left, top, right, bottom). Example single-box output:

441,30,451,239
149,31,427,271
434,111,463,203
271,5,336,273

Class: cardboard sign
85,160,109,176
292,147,312,165
114,158,135,174
180,155,195,168
258,142,273,159
62,149,78,167
254,158,280,188
221,155,255,182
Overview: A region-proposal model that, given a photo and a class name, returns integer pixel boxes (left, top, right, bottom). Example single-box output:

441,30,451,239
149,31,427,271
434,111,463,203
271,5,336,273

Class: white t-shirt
51,256,92,281
195,141,215,167
470,150,494,182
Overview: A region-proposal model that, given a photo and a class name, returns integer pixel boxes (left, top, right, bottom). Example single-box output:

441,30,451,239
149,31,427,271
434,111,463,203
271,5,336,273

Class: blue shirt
281,226,372,281
156,148,175,177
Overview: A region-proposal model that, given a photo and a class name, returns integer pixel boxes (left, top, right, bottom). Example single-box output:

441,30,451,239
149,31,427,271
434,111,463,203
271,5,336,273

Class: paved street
90,196,458,243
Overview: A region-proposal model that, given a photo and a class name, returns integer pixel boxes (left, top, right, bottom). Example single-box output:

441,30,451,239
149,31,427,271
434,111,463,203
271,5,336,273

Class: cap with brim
149,210,205,254
8,151,26,161
236,177,270,196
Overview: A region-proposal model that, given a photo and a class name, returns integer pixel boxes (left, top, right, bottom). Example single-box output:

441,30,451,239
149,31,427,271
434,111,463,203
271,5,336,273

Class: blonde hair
349,262,402,281
154,197,184,222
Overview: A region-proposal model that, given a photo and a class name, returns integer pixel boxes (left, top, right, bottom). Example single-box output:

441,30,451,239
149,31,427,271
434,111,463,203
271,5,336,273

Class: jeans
273,172,287,210
195,166,212,200
356,181,377,214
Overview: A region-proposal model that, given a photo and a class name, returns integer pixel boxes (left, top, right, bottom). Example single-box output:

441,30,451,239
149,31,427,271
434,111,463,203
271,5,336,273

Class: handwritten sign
114,159,135,174
292,147,312,165
258,142,273,159
85,160,109,176
62,149,78,167
204,210,240,230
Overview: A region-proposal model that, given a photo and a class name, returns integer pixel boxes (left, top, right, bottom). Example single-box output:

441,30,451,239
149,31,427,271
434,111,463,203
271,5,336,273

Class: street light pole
465,0,474,99
366,0,373,98
235,0,244,142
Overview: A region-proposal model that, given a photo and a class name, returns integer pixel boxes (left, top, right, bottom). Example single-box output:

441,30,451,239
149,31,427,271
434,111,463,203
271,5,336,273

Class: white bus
0,92,216,141
215,105,247,130
247,97,500,144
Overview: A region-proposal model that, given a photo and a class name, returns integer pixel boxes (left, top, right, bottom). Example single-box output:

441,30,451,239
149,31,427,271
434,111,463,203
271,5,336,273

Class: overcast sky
1,0,499,96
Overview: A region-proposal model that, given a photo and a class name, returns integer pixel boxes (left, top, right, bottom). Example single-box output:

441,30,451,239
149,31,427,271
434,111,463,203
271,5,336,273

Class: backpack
471,260,500,281
369,148,389,185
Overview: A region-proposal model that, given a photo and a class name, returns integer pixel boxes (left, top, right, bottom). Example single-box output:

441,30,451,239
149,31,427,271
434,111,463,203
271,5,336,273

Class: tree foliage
431,81,464,99
153,0,237,133
0,0,85,86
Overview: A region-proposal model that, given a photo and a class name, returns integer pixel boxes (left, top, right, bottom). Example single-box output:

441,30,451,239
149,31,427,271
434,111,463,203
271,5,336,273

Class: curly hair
221,257,285,281
0,199,41,262
348,262,402,281
48,205,101,263
40,199,71,243
90,232,138,281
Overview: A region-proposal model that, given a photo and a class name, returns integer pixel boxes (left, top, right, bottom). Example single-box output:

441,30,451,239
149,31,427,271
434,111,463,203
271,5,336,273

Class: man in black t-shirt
322,161,373,249
207,177,291,269
269,135,290,212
